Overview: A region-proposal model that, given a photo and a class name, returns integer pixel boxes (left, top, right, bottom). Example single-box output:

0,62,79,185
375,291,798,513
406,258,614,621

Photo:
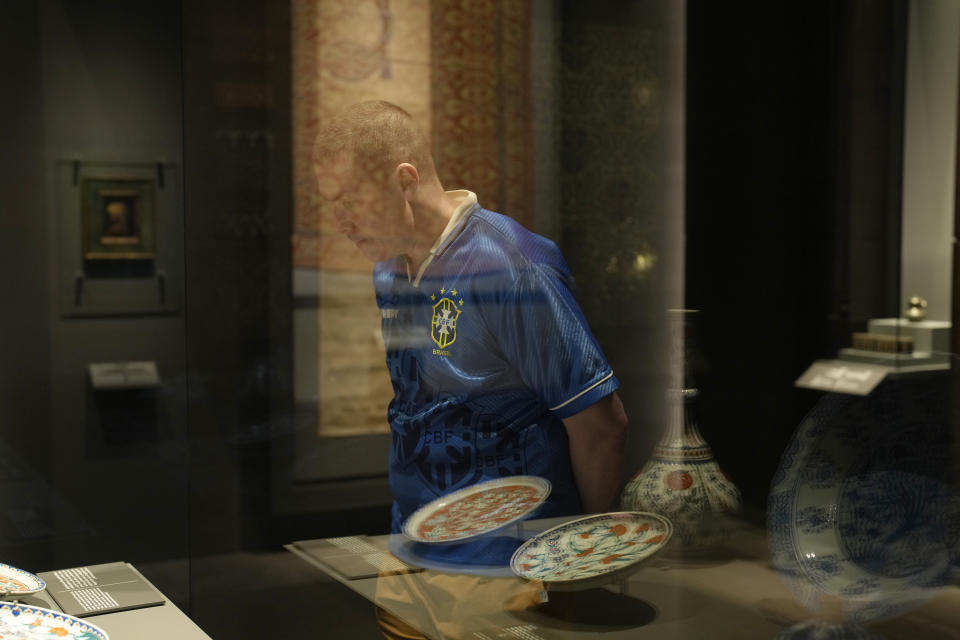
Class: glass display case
0,0,958,638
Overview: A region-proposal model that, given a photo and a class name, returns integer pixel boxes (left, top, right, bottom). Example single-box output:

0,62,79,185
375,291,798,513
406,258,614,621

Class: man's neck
402,188,458,275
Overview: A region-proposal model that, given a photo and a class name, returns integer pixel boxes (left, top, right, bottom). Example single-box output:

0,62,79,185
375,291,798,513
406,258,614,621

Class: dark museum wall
685,0,908,513
686,1,836,515
1,3,51,480
548,0,911,518
555,0,685,482
1,0,190,598
41,0,189,569
180,0,295,561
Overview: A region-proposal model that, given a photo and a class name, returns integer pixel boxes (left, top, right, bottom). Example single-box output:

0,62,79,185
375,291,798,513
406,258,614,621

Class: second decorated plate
0,563,45,597
403,476,551,544
510,512,672,590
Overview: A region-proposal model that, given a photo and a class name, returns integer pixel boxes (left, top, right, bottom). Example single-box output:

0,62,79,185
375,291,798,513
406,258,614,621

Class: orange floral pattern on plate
511,513,672,584
0,576,28,591
415,484,543,542
0,563,43,595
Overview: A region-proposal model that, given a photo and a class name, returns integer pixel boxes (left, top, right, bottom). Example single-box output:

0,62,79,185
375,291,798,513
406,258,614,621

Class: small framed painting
81,178,156,260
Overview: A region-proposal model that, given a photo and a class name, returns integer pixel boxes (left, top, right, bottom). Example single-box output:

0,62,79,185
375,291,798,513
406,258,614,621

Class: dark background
684,0,908,512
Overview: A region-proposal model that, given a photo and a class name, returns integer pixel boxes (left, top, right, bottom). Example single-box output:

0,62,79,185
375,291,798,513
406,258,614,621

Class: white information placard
794,360,889,395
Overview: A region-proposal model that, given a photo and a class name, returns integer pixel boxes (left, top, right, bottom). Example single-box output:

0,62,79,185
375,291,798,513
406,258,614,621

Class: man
313,100,627,536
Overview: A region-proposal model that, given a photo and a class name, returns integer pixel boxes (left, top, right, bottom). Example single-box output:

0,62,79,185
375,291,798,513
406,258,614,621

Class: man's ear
395,163,420,199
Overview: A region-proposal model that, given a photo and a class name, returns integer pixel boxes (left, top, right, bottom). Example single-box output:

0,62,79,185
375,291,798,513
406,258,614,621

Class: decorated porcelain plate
0,563,45,597
510,512,673,590
0,602,108,640
403,476,551,544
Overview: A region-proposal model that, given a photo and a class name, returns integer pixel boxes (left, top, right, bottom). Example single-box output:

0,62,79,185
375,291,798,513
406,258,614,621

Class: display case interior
0,0,957,638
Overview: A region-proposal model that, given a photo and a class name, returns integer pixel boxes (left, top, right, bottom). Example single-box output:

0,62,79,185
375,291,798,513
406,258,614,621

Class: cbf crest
430,287,463,353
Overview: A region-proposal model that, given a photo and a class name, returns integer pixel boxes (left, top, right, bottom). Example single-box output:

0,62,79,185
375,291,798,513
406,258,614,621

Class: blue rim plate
510,511,673,590
0,563,45,596
0,601,108,640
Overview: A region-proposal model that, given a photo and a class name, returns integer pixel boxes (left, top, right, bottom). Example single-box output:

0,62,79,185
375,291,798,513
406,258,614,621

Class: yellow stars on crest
432,286,463,306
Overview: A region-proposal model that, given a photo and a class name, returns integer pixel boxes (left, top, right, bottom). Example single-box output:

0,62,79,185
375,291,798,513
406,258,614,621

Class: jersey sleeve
491,262,619,419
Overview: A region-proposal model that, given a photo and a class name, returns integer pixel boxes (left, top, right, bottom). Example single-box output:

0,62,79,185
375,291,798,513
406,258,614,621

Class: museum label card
38,561,164,618
794,360,888,395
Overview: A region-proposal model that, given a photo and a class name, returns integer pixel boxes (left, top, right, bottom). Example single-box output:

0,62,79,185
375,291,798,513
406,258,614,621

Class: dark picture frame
81,178,156,260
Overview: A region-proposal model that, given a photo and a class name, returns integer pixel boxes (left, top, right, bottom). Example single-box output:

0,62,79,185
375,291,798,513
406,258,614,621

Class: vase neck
663,388,707,446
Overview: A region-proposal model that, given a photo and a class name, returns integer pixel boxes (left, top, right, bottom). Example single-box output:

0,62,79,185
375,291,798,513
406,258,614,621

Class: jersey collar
409,190,479,287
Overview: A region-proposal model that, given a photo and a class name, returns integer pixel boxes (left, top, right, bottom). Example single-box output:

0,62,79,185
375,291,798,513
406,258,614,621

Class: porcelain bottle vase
620,310,742,554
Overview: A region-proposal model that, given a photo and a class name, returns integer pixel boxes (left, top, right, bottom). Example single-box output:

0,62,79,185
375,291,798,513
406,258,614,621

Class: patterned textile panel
292,0,533,271
291,0,533,437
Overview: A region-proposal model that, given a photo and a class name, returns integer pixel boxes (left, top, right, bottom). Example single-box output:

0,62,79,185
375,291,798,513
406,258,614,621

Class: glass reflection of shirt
374,191,619,534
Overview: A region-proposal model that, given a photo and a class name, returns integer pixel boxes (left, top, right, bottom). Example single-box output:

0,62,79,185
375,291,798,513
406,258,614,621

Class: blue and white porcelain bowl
768,383,960,624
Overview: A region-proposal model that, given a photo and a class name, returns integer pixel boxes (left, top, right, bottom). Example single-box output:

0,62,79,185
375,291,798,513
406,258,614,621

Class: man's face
314,153,410,262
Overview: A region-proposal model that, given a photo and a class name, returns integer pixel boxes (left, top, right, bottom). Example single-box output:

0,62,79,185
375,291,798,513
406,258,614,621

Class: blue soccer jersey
373,194,619,533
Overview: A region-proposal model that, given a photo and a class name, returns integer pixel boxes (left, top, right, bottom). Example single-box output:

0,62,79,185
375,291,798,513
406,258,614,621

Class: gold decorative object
906,296,927,322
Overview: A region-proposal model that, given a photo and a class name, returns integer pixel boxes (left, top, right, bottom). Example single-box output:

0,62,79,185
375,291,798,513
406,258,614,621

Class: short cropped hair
312,100,436,183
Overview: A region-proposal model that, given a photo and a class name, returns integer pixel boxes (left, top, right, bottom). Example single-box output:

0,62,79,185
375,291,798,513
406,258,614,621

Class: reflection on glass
769,374,960,636
310,100,626,535
292,0,434,440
